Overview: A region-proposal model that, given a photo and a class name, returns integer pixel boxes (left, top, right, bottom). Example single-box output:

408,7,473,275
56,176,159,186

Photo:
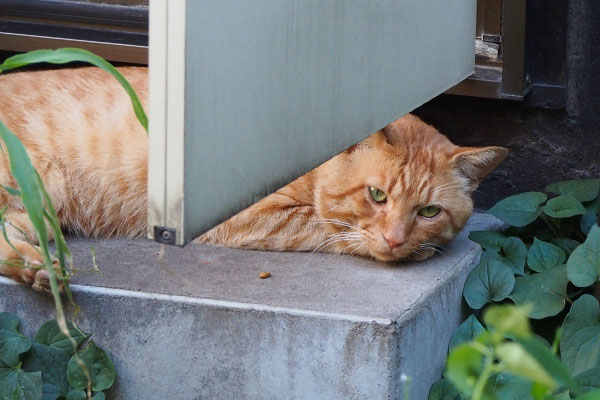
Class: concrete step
0,213,502,400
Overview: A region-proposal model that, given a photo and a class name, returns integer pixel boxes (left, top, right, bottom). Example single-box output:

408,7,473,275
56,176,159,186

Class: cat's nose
383,234,405,249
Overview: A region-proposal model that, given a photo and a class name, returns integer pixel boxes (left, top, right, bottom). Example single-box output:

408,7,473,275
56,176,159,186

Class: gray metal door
148,0,477,245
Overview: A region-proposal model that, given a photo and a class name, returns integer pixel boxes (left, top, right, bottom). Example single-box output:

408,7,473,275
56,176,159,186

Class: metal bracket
153,226,177,245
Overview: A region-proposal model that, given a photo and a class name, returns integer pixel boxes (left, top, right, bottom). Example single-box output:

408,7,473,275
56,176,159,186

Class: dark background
414,0,600,210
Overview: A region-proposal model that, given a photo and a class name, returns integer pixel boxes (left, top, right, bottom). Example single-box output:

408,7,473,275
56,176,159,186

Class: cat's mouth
369,245,436,262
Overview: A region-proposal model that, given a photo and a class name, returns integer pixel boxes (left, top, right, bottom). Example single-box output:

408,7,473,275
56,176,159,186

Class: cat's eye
418,205,441,218
368,186,387,203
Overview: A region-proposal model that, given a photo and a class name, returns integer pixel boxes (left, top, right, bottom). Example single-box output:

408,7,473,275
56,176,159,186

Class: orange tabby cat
0,67,507,291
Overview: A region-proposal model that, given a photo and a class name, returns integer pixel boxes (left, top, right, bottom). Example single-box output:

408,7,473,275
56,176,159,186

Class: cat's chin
369,248,436,263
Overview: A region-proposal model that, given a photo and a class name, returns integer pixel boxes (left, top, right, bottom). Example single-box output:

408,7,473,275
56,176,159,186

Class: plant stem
541,214,561,238
472,354,495,400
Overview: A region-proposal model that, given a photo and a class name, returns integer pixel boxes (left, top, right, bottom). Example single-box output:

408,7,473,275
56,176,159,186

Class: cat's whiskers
345,242,367,256
312,231,364,254
418,242,447,255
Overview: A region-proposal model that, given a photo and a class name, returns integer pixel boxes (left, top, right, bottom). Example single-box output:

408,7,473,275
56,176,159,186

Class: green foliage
463,259,515,309
560,295,600,376
487,192,547,227
431,178,600,399
0,313,114,400
566,225,600,287
509,265,569,318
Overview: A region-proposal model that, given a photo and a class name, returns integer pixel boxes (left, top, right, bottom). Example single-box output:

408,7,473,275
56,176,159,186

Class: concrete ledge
0,213,502,400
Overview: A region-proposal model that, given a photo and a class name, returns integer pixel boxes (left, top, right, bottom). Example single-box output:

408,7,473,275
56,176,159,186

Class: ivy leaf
545,179,600,202
22,343,73,400
561,295,600,376
0,367,43,400
34,320,89,353
449,315,486,351
469,231,506,252
581,201,598,236
495,342,556,389
517,336,578,392
574,368,600,391
483,304,532,339
428,379,462,400
527,238,566,272
552,238,581,256
445,344,494,399
0,313,32,367
488,192,547,227
493,373,533,400
463,259,516,310
566,225,600,287
576,390,600,400
67,341,115,392
92,392,106,400
501,237,528,276
65,389,87,400
543,195,586,218
480,250,504,263
509,265,569,319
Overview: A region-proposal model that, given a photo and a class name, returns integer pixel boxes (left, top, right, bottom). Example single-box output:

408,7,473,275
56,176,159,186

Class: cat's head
314,114,507,262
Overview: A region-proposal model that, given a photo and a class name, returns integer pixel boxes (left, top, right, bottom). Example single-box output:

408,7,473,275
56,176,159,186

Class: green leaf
581,202,598,236
22,343,73,400
484,304,532,339
575,390,600,400
65,389,87,400
551,391,571,400
493,373,533,400
464,259,516,310
0,48,148,132
449,315,486,351
574,368,600,391
501,237,528,276
429,379,462,400
445,344,487,398
0,367,43,400
561,295,600,376
553,238,582,256
509,265,569,319
0,313,32,367
1,185,21,196
567,225,600,287
480,250,504,263
527,238,566,272
67,341,115,392
495,342,556,389
543,195,586,218
545,179,600,202
488,192,547,227
469,231,506,252
517,336,578,391
92,392,106,400
34,320,89,352
582,214,598,237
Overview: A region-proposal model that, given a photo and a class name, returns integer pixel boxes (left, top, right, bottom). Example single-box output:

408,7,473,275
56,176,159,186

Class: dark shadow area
415,0,600,210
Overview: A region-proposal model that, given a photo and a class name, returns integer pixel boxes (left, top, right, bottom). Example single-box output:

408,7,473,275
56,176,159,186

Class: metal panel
148,0,476,245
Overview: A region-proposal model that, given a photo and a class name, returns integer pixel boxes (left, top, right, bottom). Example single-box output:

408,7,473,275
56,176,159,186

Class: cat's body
0,66,507,290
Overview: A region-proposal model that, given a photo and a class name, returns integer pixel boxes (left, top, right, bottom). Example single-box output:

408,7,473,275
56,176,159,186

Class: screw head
160,230,172,242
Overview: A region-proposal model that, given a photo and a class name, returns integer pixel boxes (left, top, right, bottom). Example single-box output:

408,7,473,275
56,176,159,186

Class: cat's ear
451,146,508,190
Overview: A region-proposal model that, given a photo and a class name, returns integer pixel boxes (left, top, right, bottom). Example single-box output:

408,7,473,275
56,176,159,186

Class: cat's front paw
13,260,65,293
0,238,66,292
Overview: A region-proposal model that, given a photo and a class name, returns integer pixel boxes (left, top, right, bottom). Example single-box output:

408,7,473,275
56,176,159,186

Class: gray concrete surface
0,213,502,400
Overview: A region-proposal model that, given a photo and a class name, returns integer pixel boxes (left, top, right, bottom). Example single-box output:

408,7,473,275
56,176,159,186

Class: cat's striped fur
0,67,507,290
